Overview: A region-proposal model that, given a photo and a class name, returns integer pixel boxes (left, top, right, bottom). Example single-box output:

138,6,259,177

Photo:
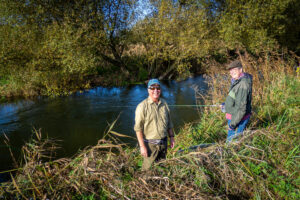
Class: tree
219,0,300,54
133,0,220,79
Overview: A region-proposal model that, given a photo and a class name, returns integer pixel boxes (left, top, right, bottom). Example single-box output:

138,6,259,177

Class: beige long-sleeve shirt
134,97,173,140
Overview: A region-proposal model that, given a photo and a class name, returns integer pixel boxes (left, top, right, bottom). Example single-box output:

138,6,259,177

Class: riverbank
0,68,198,103
0,71,135,100
0,56,299,199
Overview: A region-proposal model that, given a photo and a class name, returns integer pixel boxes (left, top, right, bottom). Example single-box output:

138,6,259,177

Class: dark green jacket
225,73,252,128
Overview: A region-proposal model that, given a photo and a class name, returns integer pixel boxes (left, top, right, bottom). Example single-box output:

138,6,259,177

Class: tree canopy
0,0,299,96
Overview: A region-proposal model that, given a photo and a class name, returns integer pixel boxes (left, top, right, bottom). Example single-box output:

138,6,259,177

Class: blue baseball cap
147,79,160,88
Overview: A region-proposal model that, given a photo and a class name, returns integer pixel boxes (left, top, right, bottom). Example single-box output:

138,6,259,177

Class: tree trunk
159,63,176,80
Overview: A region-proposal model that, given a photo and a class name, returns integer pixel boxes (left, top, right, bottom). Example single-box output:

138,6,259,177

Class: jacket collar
231,72,245,84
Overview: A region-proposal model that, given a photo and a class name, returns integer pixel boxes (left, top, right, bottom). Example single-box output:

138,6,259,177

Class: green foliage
268,170,299,199
136,0,218,78
72,193,98,200
257,74,300,130
137,0,300,77
1,0,300,98
138,66,148,80
0,76,8,86
30,22,100,95
219,0,300,53
0,0,138,97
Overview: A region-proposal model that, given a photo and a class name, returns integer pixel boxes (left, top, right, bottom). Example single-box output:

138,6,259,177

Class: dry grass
2,128,298,199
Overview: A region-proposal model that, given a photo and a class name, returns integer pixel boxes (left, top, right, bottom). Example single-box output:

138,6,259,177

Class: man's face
229,67,243,80
148,84,161,102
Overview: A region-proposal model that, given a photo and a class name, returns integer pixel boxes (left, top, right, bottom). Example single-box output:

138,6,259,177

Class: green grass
0,77,8,86
174,68,300,199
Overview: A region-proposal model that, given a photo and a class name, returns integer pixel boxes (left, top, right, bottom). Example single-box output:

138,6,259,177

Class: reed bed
0,52,299,199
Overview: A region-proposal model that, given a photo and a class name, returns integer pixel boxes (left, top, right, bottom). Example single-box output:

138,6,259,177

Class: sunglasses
148,86,161,90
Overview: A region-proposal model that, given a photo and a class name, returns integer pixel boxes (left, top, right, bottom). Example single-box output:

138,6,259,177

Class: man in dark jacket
223,60,252,142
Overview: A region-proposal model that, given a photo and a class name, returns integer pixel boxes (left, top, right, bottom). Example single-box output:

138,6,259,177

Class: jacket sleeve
230,85,248,128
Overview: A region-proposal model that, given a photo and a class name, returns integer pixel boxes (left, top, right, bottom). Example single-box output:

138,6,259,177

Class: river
0,76,208,180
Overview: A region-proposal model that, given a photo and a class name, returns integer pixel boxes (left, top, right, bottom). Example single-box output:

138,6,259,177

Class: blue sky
135,0,154,20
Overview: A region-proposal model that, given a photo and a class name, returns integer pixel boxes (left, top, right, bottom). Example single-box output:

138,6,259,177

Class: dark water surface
0,76,208,179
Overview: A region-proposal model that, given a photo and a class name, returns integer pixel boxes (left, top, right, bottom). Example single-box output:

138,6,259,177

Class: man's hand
170,137,175,148
140,145,148,157
136,131,148,157
168,129,175,148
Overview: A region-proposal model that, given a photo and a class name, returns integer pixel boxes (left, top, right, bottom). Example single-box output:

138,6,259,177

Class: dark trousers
142,142,167,171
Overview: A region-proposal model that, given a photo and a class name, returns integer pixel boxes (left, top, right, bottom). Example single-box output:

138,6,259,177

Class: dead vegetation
1,125,298,199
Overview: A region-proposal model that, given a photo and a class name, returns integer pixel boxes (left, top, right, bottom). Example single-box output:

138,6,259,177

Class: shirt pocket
145,107,155,123
159,107,169,126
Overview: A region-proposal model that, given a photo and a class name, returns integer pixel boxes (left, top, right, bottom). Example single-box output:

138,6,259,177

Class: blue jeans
227,118,250,142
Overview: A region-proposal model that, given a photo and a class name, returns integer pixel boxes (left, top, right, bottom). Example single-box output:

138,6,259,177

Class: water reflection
0,76,208,173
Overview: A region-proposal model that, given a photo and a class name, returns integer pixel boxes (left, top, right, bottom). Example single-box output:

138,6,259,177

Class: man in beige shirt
134,79,175,170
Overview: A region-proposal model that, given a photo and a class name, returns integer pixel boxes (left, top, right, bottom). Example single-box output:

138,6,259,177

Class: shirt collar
147,97,161,105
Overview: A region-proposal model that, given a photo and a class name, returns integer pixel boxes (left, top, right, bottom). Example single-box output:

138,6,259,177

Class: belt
144,137,167,145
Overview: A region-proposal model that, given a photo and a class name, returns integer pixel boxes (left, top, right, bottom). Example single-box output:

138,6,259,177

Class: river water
0,76,208,179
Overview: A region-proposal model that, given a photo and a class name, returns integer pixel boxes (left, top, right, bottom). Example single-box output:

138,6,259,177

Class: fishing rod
111,104,220,108
169,104,219,107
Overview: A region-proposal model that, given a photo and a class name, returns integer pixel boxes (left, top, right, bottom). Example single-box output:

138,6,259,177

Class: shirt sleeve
134,103,144,132
166,104,174,130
